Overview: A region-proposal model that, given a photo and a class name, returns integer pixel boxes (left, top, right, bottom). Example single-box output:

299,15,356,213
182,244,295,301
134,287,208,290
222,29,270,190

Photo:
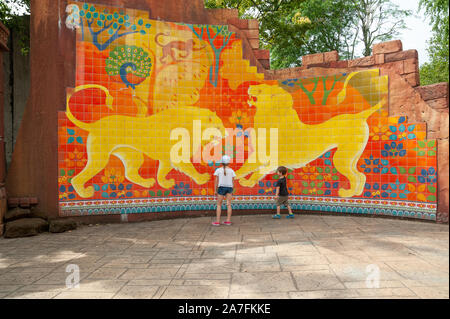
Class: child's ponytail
220,155,231,177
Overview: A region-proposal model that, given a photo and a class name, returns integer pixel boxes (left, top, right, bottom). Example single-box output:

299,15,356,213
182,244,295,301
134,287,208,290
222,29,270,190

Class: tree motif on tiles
185,24,233,87
66,3,152,51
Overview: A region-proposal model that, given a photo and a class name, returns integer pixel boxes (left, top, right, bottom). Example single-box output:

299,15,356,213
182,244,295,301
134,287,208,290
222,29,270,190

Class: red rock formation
5,1,449,223
0,21,9,235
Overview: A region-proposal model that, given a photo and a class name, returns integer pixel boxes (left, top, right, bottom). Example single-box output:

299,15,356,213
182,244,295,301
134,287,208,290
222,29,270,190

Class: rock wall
0,21,9,235
2,16,31,170
4,0,448,223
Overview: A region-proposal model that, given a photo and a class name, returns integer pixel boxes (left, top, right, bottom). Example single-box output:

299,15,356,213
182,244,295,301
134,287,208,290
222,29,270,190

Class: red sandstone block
440,113,449,137
416,83,449,101
264,73,274,80
403,58,419,74
380,61,404,76
0,22,9,52
385,49,418,63
437,138,449,223
324,51,339,63
305,63,321,69
0,141,5,181
348,56,375,67
0,62,3,89
244,29,259,39
403,72,420,87
259,59,270,69
227,17,248,29
19,198,30,208
219,8,239,21
7,198,19,208
306,62,332,69
248,39,259,49
248,19,259,29
374,54,385,65
302,52,324,66
253,49,270,60
329,60,348,68
427,97,449,110
288,67,306,79
0,197,6,225
274,69,289,78
373,40,403,54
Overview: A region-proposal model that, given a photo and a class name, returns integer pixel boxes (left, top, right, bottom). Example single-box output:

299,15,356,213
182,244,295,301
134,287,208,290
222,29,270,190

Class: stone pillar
0,22,9,236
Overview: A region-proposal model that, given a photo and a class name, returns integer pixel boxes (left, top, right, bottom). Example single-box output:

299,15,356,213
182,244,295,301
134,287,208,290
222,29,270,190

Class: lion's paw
159,178,176,189
142,178,156,188
75,185,95,199
338,188,355,198
239,178,256,188
196,173,210,185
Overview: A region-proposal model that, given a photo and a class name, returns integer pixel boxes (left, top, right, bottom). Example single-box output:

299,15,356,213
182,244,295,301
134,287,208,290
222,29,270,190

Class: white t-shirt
214,167,236,188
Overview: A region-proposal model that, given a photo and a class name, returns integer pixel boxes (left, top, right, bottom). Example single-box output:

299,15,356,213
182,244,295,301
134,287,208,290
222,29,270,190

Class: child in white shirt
212,155,236,226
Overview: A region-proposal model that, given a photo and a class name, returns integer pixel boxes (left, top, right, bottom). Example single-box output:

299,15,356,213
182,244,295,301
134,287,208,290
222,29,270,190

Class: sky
7,0,433,65
349,0,432,65
390,0,433,65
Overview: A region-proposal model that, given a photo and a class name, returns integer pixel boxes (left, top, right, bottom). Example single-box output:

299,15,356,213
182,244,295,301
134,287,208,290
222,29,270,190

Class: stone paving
0,214,448,299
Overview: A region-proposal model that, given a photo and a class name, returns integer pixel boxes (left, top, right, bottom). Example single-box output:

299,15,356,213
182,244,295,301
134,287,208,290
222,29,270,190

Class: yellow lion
66,85,225,198
236,71,386,198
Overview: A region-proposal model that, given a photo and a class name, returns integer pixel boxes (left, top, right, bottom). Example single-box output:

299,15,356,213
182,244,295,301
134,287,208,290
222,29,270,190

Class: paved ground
0,214,448,299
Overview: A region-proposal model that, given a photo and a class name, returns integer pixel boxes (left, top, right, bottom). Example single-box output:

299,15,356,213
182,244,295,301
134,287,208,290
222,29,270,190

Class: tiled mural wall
59,2,438,220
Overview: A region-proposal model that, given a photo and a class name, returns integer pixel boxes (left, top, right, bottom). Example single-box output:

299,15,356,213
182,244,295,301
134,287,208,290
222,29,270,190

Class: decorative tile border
60,195,437,221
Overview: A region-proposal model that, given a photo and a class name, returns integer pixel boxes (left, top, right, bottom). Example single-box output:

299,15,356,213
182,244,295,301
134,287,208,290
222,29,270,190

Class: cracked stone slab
113,286,159,299
231,272,296,293
120,268,180,280
291,270,345,291
0,215,448,299
161,285,229,299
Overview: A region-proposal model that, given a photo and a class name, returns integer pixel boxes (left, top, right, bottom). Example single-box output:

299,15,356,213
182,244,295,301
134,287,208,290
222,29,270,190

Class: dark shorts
217,187,233,196
276,196,289,206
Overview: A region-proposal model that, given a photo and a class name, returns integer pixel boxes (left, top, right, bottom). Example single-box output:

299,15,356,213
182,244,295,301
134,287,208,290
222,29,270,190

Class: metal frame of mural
58,2,437,220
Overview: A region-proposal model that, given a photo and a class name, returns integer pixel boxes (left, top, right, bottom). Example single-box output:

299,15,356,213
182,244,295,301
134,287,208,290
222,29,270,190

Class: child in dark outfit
272,166,294,219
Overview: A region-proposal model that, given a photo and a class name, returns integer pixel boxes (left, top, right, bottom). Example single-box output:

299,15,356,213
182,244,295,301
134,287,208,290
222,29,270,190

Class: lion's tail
337,69,380,104
356,99,384,120
66,84,113,131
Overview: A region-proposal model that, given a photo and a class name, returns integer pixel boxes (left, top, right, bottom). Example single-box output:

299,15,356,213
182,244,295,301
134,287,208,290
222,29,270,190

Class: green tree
268,0,359,68
350,0,412,57
206,0,412,67
206,0,358,68
419,0,449,84
205,0,313,69
0,0,29,24
295,0,358,61
0,0,30,55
